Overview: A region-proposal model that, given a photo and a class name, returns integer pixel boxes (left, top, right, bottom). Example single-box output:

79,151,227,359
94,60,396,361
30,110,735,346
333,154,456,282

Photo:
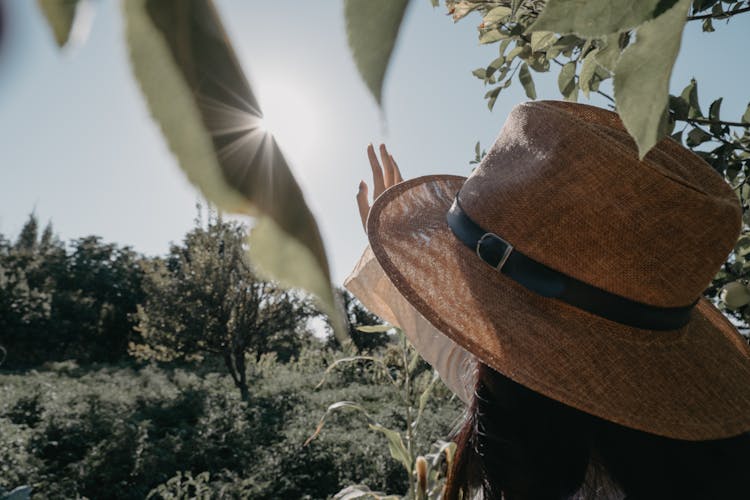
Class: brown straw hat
366,100,750,441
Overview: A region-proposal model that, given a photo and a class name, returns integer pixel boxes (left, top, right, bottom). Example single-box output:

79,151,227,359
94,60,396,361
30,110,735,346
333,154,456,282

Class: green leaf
669,94,690,121
248,217,346,345
344,0,409,105
720,281,750,310
479,29,503,44
497,38,512,57
530,31,556,52
412,370,440,430
506,45,526,62
743,103,750,124
305,401,375,446
518,63,536,100
594,33,621,71
369,424,412,474
483,6,512,23
579,48,599,98
679,78,703,118
37,0,81,46
558,61,577,99
527,0,679,37
356,324,393,333
527,53,550,72
692,0,720,13
334,485,400,500
314,355,393,390
613,0,691,158
123,0,346,343
510,0,522,19
485,56,505,79
686,127,713,147
708,97,723,135
472,68,487,80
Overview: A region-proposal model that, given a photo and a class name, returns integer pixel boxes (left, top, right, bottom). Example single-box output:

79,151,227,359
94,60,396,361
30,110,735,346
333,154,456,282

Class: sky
0,0,748,285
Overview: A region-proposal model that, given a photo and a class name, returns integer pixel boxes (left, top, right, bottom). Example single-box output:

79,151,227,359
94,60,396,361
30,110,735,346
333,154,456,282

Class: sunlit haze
1,0,748,286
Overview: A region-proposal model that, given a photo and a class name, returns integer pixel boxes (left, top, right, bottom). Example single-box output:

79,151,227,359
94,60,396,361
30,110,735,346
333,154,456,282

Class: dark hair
443,363,750,500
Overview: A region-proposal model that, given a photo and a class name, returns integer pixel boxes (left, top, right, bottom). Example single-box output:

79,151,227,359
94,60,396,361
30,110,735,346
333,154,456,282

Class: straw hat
366,100,750,440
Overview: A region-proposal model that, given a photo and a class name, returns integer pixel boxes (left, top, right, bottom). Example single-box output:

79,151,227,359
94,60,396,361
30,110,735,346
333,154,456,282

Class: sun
254,78,323,165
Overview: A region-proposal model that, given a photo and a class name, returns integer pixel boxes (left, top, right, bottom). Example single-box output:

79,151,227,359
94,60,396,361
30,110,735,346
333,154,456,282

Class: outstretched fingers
358,143,404,233
390,154,403,183
380,144,395,188
357,180,370,231
367,143,386,198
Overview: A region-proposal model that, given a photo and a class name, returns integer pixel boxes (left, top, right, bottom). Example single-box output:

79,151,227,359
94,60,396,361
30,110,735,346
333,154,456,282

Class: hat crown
459,101,741,307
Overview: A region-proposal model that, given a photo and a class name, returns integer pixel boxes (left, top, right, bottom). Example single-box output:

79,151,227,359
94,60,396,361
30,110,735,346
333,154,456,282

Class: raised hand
357,143,404,232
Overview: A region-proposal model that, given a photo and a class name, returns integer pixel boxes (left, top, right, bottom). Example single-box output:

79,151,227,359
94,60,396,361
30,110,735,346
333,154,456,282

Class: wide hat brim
367,174,750,441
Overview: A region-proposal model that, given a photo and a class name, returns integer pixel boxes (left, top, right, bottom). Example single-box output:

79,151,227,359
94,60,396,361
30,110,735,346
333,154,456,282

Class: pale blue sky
0,1,748,284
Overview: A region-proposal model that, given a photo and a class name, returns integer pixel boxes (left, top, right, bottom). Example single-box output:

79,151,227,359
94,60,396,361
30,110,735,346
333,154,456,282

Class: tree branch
595,90,615,104
686,117,750,128
687,122,750,154
687,5,750,21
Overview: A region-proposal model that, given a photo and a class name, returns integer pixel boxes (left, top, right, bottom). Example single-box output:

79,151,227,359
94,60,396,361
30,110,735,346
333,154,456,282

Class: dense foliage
0,211,449,498
132,208,319,401
0,214,144,368
0,350,462,499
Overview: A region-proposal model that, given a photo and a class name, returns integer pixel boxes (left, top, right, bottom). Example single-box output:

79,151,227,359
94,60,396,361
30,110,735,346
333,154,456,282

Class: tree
0,215,144,367
0,216,53,366
134,207,318,400
53,236,145,363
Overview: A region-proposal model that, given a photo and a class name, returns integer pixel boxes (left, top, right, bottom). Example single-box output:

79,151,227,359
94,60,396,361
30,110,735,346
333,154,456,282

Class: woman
344,101,750,499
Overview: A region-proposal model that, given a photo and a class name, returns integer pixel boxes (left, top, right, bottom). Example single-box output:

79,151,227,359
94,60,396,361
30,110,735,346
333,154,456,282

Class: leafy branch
687,4,750,20
687,117,750,128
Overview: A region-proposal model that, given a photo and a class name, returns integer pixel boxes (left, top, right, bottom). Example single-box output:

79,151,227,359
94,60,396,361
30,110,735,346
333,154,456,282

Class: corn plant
305,326,456,499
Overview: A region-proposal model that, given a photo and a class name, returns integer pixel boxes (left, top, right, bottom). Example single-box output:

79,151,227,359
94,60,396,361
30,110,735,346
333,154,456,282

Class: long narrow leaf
314,355,396,390
122,0,346,342
411,370,440,431
613,0,691,158
37,0,81,46
304,401,375,446
369,423,412,474
356,324,393,333
344,0,409,105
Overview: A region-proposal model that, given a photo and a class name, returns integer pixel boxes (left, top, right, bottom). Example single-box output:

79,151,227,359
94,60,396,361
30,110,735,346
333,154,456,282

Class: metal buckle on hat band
448,194,696,330
476,233,514,272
